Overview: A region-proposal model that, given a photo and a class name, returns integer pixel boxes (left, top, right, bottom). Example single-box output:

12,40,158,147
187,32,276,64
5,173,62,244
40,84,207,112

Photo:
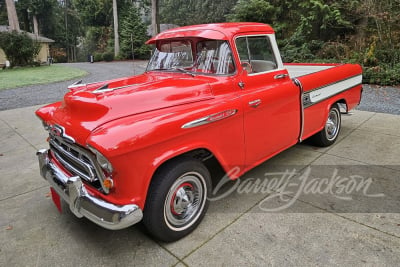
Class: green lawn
0,65,88,90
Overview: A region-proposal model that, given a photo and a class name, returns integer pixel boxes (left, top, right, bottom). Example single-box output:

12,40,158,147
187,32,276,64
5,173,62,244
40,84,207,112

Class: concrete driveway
1,105,399,266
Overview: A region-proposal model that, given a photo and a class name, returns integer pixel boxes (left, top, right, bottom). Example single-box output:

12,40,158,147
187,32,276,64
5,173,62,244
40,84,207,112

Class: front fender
86,96,244,208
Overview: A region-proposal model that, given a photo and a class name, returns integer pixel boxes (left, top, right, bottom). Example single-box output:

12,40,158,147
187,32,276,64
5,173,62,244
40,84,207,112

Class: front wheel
143,158,211,242
311,104,341,147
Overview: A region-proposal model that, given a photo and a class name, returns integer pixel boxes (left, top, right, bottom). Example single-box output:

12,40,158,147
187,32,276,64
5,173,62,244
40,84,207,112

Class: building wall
37,43,50,63
0,48,6,66
0,43,50,65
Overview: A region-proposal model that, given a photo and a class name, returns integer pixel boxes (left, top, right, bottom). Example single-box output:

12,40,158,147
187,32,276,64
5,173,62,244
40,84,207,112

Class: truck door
235,35,301,166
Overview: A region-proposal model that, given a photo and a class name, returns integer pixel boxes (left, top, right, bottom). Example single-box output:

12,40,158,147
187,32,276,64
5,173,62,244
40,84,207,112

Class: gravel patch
357,84,400,115
0,62,399,115
0,61,147,111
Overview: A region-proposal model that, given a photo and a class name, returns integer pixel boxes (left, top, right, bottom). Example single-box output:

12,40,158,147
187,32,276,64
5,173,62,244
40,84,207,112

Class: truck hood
36,72,215,145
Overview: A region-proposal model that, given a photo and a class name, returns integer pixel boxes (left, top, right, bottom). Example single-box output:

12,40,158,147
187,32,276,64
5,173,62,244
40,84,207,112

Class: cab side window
235,36,277,74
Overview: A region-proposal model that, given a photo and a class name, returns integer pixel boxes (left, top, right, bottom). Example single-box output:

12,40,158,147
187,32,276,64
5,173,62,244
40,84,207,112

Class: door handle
248,99,261,108
274,74,289,79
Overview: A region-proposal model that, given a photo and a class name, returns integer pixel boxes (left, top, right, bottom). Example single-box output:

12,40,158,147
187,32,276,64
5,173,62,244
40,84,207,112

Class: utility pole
64,0,69,62
151,0,160,36
113,0,120,57
5,0,20,31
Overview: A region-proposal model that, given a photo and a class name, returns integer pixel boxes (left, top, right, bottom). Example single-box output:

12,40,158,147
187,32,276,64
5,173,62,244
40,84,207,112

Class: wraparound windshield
147,39,235,75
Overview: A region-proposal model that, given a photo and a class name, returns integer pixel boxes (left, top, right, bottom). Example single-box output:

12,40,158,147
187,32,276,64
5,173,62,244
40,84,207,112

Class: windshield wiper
171,67,195,77
147,67,195,77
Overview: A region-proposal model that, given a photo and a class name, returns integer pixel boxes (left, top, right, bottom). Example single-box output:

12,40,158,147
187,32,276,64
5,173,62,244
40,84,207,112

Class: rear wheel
143,158,211,242
311,104,341,147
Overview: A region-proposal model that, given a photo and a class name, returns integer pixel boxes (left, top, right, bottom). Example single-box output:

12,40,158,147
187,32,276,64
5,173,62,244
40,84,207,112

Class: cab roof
146,22,275,44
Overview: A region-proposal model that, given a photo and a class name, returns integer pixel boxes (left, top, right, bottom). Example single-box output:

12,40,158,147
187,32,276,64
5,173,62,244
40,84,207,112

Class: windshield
147,39,235,75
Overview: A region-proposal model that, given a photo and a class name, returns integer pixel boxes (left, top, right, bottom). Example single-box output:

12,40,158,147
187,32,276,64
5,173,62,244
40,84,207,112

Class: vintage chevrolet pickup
36,23,362,242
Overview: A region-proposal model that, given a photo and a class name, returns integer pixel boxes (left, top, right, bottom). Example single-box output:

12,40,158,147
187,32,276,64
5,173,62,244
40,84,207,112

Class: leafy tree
159,0,237,25
227,0,280,24
0,31,40,66
73,0,112,27
0,0,8,25
120,4,150,59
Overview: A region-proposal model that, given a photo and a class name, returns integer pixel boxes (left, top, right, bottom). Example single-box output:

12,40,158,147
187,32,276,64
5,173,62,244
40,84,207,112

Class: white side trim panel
308,75,362,104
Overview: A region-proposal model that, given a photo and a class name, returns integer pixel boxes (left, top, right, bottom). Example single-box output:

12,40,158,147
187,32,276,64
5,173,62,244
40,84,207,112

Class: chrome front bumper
36,149,143,230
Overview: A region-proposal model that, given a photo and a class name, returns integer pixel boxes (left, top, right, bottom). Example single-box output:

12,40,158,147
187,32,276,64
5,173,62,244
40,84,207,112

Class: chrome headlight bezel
87,145,114,173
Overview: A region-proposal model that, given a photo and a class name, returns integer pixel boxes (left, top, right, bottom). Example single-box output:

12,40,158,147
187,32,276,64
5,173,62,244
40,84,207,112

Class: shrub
0,31,40,67
102,52,114,62
317,42,350,60
93,52,103,62
363,64,400,86
51,47,68,63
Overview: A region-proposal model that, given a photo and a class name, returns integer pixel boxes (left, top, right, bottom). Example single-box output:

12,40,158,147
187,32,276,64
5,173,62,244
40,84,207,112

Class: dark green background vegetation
0,0,399,85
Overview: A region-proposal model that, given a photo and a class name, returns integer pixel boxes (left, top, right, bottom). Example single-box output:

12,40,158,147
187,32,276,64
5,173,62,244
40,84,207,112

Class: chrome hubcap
164,172,206,231
325,109,340,141
171,183,194,215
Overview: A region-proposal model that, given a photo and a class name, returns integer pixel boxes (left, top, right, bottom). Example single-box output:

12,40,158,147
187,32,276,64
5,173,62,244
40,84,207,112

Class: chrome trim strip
67,80,85,90
182,109,238,129
92,83,140,94
37,149,143,230
293,78,305,142
303,74,362,108
52,150,94,181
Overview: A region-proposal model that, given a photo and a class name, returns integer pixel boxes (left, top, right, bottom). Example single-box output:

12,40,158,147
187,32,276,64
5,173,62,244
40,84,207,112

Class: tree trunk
33,15,39,36
5,0,20,31
113,0,120,57
151,0,160,36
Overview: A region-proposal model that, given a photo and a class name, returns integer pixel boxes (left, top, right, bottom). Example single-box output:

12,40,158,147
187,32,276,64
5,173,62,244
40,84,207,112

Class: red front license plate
50,187,62,213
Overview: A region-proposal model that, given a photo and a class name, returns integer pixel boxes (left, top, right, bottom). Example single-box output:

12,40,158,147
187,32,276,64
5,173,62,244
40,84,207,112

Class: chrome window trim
233,33,283,77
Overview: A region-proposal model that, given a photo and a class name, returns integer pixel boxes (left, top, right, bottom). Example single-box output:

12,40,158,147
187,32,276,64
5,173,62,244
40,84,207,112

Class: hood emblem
49,124,75,143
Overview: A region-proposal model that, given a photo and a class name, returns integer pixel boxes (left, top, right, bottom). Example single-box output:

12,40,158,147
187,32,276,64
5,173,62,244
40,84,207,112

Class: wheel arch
334,98,348,113
141,146,227,208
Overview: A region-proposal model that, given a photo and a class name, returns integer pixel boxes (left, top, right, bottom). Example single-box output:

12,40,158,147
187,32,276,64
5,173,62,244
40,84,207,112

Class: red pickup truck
36,22,362,242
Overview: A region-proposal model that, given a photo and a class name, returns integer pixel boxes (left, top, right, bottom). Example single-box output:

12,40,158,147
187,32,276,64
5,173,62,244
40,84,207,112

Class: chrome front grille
49,136,99,183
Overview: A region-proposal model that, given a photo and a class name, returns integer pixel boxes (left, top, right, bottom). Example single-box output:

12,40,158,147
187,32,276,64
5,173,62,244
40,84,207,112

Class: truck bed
285,63,337,78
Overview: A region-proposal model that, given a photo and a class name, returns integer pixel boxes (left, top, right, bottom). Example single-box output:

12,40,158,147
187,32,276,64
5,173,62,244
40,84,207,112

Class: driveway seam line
176,163,313,261
293,197,400,240
0,185,48,202
0,118,38,151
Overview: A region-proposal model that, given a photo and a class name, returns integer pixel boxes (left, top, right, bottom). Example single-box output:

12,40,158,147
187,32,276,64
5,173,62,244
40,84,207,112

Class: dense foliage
0,31,40,67
1,0,399,85
159,0,238,25
227,0,400,85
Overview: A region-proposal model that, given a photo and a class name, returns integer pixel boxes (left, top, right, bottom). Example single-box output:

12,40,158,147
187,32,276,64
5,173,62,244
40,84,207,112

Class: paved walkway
1,105,399,266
